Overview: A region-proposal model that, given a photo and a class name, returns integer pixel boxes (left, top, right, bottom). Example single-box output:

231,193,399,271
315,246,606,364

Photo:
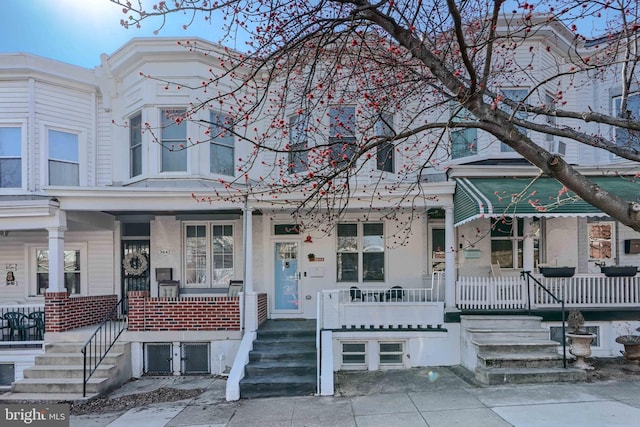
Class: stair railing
521,271,567,369
81,298,126,396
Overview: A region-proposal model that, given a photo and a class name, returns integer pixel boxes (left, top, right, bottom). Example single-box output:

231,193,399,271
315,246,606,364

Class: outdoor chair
28,311,45,340
349,286,363,302
385,285,405,302
3,311,33,341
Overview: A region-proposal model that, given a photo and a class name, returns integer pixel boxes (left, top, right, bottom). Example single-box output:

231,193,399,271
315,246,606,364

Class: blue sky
0,0,225,68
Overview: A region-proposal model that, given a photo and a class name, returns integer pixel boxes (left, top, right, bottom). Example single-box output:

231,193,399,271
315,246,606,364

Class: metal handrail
521,271,567,369
81,298,126,397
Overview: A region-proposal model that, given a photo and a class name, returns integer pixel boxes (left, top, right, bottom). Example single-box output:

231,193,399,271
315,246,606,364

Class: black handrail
521,271,567,369
81,298,126,397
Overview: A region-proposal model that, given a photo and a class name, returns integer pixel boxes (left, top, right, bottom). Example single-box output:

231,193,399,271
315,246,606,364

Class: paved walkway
71,367,640,427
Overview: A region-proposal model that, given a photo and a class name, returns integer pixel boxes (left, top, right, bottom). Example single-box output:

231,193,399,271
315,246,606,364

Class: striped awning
453,175,640,226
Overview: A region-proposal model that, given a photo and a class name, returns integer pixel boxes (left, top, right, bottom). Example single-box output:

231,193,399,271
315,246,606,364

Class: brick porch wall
45,292,118,332
127,291,241,332
257,293,268,326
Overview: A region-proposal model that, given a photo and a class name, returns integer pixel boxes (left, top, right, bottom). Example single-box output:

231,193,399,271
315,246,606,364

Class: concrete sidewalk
71,367,640,427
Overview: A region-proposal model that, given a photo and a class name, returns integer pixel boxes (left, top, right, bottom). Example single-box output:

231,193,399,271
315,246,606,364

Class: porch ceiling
453,175,640,226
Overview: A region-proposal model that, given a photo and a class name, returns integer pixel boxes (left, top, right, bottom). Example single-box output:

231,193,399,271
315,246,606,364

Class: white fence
320,289,444,330
456,275,640,310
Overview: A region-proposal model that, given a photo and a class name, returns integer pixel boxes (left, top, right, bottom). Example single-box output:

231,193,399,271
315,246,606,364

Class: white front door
273,241,301,314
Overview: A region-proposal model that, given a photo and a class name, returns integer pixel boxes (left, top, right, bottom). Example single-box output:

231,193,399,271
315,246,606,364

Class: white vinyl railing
456,274,640,310
320,289,444,330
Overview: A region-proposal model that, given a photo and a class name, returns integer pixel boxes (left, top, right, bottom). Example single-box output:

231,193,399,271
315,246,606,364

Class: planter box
539,267,575,277
600,266,638,277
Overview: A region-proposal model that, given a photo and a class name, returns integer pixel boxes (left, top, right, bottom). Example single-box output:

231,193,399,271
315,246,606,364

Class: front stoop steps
461,315,587,385
240,319,317,398
2,342,131,401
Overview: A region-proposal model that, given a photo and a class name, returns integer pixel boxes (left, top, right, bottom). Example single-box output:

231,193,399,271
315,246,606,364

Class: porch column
243,199,254,293
46,226,67,292
523,217,535,271
444,205,456,308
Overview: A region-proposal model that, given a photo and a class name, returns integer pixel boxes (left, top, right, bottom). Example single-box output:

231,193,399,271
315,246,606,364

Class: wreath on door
123,252,148,276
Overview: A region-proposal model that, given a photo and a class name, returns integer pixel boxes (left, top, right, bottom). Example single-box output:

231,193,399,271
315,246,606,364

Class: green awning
454,176,640,226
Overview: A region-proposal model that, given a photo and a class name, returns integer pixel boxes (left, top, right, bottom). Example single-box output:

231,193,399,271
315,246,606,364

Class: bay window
185,224,234,287
288,113,308,174
161,108,187,172
210,112,235,176
329,106,357,168
613,92,640,150
337,222,385,282
130,112,142,177
48,129,79,185
375,112,394,173
499,88,529,152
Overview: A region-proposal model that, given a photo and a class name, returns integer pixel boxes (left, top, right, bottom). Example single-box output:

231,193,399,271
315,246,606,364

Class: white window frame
341,341,367,369
329,105,357,168
379,341,405,366
336,222,385,283
0,122,26,190
28,243,88,296
499,88,529,152
160,108,188,173
375,112,394,173
209,111,235,176
612,92,640,152
40,124,87,187
288,113,309,174
129,112,143,178
183,222,235,288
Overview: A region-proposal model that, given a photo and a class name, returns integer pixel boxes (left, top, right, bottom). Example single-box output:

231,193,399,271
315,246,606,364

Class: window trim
499,88,530,152
209,111,235,176
160,108,188,173
449,103,477,159
129,112,143,178
329,105,358,168
379,341,404,366
0,122,26,190
612,92,640,152
183,222,236,288
41,124,87,187
28,243,88,296
490,217,540,269
288,113,309,174
341,341,367,369
336,222,385,283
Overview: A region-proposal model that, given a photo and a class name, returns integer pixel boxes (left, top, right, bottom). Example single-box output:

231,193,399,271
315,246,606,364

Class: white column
243,199,254,293
444,205,456,309
46,226,67,292
522,217,534,272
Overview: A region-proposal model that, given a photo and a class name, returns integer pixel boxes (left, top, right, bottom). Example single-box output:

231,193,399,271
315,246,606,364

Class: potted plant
307,253,315,261
615,325,640,362
566,309,596,370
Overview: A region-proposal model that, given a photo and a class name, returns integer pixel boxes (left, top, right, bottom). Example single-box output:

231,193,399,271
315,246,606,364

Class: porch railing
319,289,444,330
81,298,126,397
0,304,45,346
456,274,640,310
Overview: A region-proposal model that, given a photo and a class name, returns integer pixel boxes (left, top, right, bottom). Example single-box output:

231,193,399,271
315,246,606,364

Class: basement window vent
379,342,404,365
144,343,172,375
0,364,15,386
342,342,366,367
181,343,210,375
550,326,600,347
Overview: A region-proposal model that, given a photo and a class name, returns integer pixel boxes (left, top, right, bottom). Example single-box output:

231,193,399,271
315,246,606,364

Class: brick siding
44,292,118,332
257,293,268,326
127,291,241,332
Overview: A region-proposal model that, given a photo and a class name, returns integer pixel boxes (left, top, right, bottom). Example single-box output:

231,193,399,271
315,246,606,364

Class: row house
0,21,637,399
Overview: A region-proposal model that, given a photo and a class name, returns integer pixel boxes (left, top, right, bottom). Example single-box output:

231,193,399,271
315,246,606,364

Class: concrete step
473,340,560,355
35,352,124,366
239,374,316,398
475,366,587,385
249,348,316,363
466,328,550,341
245,361,316,377
252,341,315,352
256,330,315,340
478,352,565,369
22,364,118,379
11,377,114,394
461,315,544,330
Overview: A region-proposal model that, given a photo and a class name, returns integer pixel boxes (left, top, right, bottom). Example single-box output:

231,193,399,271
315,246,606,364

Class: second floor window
450,104,477,159
130,113,142,177
210,112,235,176
329,106,357,168
375,113,394,173
161,109,187,172
0,127,21,188
499,88,529,152
613,92,640,150
288,114,308,174
48,129,79,186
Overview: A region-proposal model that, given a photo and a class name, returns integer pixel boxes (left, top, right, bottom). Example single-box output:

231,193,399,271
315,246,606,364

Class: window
375,112,394,172
130,113,142,177
613,92,640,150
490,217,539,269
342,342,366,366
181,343,210,374
161,108,187,172
550,326,599,347
288,114,308,174
274,224,301,235
450,104,477,159
329,106,357,168
379,342,404,365
48,129,79,185
210,112,234,176
0,127,21,188
36,249,81,294
185,224,234,287
499,89,529,152
145,343,172,375
337,222,384,282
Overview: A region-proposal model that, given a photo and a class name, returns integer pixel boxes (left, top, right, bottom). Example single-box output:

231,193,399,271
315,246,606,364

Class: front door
121,240,150,312
273,241,301,314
